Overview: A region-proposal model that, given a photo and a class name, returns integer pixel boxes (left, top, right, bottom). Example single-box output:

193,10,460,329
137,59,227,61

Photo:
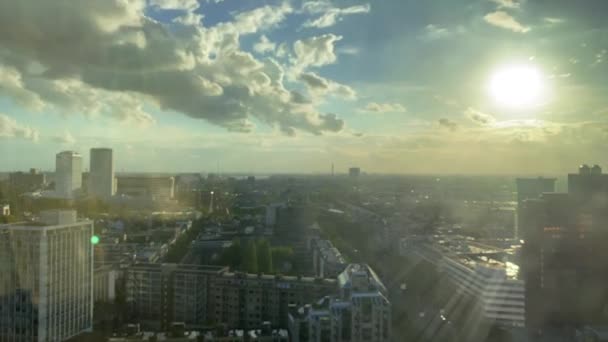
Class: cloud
0,0,345,135
0,114,39,141
292,34,342,71
302,2,370,29
150,0,199,11
490,0,522,10
438,118,458,131
544,17,565,24
299,72,356,99
465,108,496,125
483,11,530,33
360,102,406,113
52,131,76,144
253,35,276,54
422,25,451,40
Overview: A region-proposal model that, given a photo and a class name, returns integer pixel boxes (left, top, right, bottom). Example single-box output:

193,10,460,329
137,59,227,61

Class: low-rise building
311,239,346,278
438,255,525,328
126,264,227,331
209,272,336,329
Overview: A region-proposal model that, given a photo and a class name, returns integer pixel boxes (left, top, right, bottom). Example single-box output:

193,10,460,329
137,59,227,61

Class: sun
488,64,546,109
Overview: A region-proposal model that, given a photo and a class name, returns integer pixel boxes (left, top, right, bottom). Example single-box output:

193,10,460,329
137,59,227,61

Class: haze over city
2,0,608,173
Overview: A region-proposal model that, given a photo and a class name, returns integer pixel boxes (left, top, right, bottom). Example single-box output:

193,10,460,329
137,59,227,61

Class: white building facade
89,148,115,199
289,264,391,342
0,210,94,341
439,256,525,327
55,151,82,199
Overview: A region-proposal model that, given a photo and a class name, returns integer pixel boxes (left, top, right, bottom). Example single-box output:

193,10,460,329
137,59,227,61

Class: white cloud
422,24,451,40
299,72,356,100
360,102,406,113
0,114,39,141
253,35,276,54
52,131,76,144
544,17,565,24
0,0,346,135
150,0,199,11
302,2,370,29
0,65,45,111
292,34,342,71
490,0,522,10
484,11,530,33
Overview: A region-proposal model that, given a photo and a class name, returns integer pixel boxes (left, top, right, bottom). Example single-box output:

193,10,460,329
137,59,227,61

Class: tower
89,148,115,199
55,151,82,199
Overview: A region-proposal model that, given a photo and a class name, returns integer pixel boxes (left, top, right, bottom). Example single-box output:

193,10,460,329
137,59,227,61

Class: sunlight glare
488,64,546,109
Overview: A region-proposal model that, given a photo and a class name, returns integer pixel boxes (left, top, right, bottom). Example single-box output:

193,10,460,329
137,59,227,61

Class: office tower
55,151,82,199
567,164,608,203
521,165,608,335
515,177,556,238
89,148,115,199
0,210,94,341
289,264,391,342
348,167,361,178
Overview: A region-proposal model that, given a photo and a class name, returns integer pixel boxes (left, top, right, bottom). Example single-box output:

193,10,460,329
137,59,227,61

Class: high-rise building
516,177,556,239
0,210,94,341
55,151,82,199
521,166,608,335
289,264,391,342
89,148,115,199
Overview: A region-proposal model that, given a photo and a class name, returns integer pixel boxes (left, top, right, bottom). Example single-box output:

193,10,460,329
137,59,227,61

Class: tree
271,246,294,272
256,239,273,273
220,238,243,269
242,240,258,273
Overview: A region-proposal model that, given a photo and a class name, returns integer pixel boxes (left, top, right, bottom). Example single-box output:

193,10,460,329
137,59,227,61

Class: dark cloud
438,118,458,131
465,108,495,125
0,0,347,135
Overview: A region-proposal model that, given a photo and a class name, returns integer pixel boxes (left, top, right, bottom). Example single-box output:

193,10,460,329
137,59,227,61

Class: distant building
0,210,94,341
348,167,361,178
289,264,391,342
89,148,115,199
521,165,608,335
1,203,9,216
265,203,285,228
116,175,175,200
8,168,46,195
55,151,83,199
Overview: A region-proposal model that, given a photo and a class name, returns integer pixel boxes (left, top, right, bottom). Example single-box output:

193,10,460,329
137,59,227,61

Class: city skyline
1,0,608,174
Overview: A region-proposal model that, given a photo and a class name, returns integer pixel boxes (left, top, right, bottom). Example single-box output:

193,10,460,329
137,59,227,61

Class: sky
1,0,608,174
